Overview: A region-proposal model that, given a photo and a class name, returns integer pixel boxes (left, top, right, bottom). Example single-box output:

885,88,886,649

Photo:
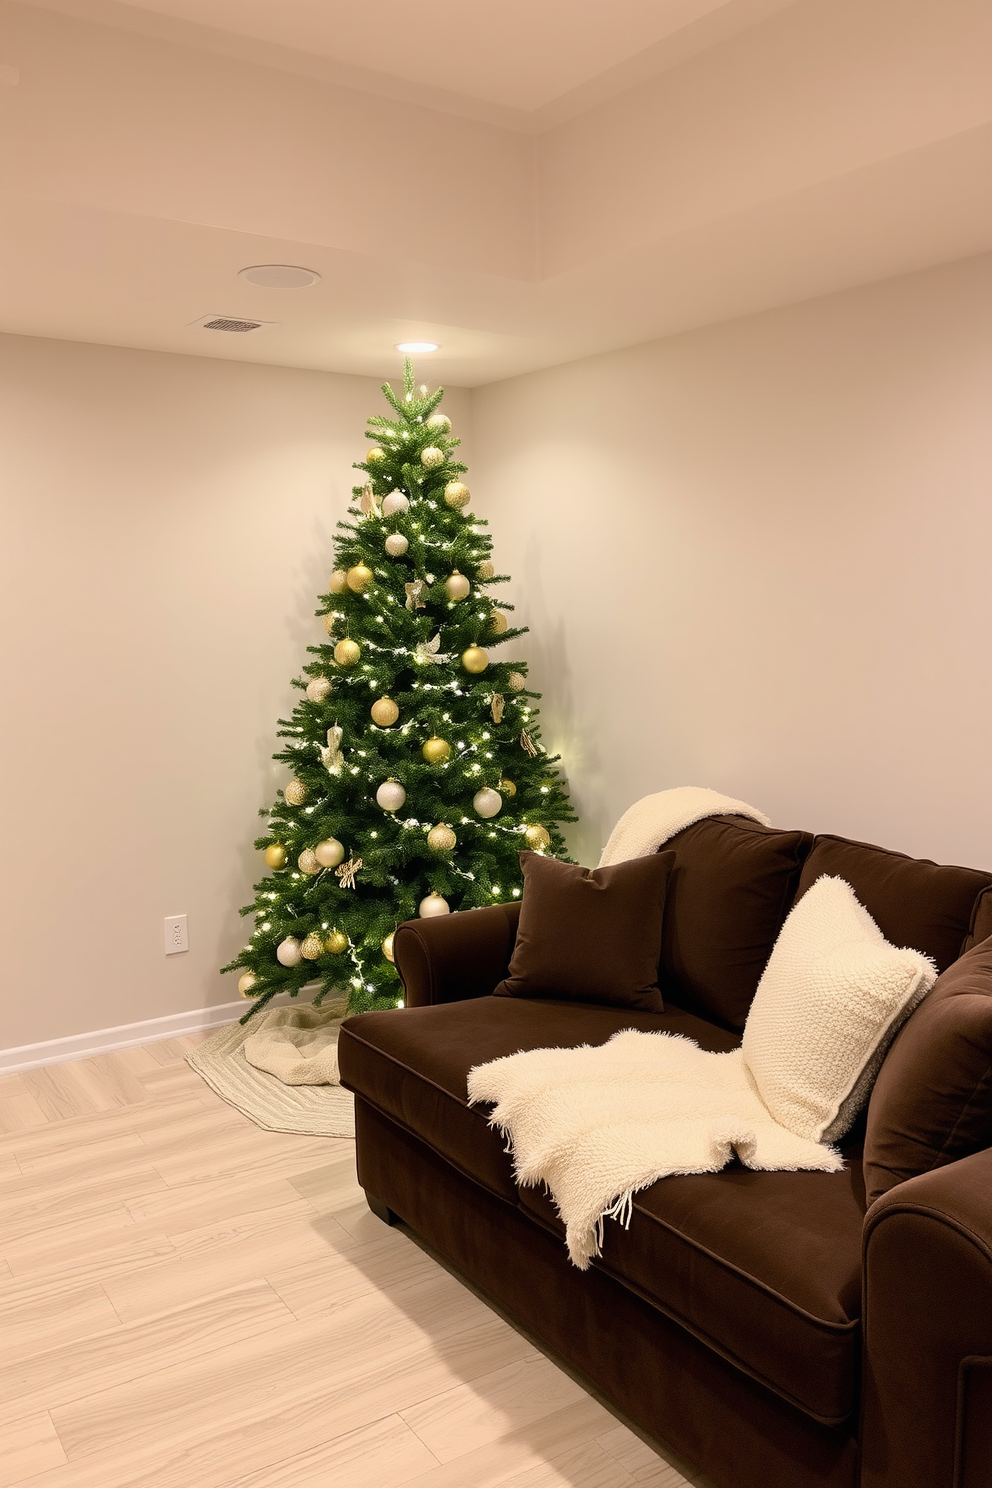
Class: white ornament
426,413,451,432
276,936,302,967
315,837,345,868
473,787,503,819
419,894,451,918
382,491,409,517
384,532,409,557
415,632,448,665
306,677,332,703
420,446,445,468
376,779,407,812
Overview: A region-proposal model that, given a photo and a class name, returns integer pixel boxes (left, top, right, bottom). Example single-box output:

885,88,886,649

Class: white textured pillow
742,875,938,1144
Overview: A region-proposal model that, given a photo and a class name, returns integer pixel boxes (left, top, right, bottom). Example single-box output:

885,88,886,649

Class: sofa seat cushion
796,834,992,973
519,1155,865,1426
659,815,813,1030
338,996,739,1204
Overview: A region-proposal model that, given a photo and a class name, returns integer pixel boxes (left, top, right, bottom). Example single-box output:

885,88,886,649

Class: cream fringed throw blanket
467,1031,842,1269
598,785,770,866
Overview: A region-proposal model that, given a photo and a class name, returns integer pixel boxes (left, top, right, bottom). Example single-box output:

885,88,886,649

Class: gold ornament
298,848,321,875
420,445,445,468
384,532,409,557
477,559,494,580
366,446,386,463
520,729,539,757
415,633,446,665
264,843,287,869
306,676,332,703
325,929,348,954
370,697,399,727
315,837,345,868
335,856,362,889
334,638,361,667
382,490,409,517
444,481,470,510
300,931,324,960
427,823,456,853
238,971,257,997
320,725,344,772
346,562,373,593
489,610,508,635
284,778,307,806
376,778,406,811
422,736,451,764
405,580,426,610
462,645,489,674
508,671,526,691
419,893,451,918
525,824,551,851
328,570,348,594
491,693,505,724
322,612,337,635
382,933,396,964
499,778,517,797
444,571,470,602
426,413,451,432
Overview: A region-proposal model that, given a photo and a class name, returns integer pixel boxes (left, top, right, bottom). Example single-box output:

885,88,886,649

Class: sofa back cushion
659,815,813,1030
794,835,991,973
864,935,992,1205
963,886,992,955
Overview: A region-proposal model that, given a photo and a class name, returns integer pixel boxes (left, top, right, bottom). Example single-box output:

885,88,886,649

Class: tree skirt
186,1012,354,1138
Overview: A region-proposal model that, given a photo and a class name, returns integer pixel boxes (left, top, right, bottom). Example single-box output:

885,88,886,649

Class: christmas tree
225,360,575,1018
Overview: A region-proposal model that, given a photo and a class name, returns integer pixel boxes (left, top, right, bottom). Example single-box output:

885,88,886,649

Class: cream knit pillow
742,875,938,1144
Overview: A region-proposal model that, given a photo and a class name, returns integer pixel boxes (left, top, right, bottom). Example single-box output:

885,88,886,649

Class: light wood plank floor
0,1036,713,1488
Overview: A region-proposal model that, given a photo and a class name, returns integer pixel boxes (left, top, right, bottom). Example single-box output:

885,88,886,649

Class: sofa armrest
860,1147,992,1488
393,901,521,1007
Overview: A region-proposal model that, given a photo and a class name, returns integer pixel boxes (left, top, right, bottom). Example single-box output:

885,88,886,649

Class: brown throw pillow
863,935,992,1206
494,851,675,1011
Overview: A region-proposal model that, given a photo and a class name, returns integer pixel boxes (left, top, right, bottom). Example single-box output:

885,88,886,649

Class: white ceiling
1,0,990,386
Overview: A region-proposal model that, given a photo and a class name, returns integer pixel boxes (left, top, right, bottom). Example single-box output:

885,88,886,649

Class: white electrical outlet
164,914,189,955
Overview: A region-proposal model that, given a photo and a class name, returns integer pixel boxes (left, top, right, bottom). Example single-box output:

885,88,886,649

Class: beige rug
186,1006,354,1138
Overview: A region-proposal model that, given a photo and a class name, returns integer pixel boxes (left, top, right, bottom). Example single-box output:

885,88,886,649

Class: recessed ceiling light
238,265,321,289
396,341,439,354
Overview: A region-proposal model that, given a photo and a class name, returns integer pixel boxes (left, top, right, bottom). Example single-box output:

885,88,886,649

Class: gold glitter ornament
328,570,348,594
315,837,345,868
420,446,445,468
426,413,451,432
322,613,336,635
444,571,470,601
238,972,257,997
422,736,451,764
334,638,361,667
284,778,307,806
346,562,373,593
491,693,505,723
366,446,386,463
489,610,508,635
508,672,526,691
427,823,456,852
525,824,551,851
462,645,489,674
325,929,348,954
306,676,332,703
384,532,408,557
477,559,494,580
499,778,517,797
382,933,396,963
370,697,399,727
264,843,287,869
444,481,470,510
300,931,323,960
298,849,321,875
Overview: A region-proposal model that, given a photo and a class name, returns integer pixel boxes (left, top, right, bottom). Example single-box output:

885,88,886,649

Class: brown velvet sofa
337,816,992,1488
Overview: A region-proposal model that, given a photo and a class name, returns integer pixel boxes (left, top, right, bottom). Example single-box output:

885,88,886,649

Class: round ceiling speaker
238,265,321,289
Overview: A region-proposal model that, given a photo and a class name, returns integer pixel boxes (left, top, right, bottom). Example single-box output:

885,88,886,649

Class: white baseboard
0,987,322,1076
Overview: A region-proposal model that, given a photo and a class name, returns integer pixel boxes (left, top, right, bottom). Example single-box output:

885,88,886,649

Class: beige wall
471,254,992,872
0,335,470,1048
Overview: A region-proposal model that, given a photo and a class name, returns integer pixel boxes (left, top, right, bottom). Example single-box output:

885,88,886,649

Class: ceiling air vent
190,315,275,334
